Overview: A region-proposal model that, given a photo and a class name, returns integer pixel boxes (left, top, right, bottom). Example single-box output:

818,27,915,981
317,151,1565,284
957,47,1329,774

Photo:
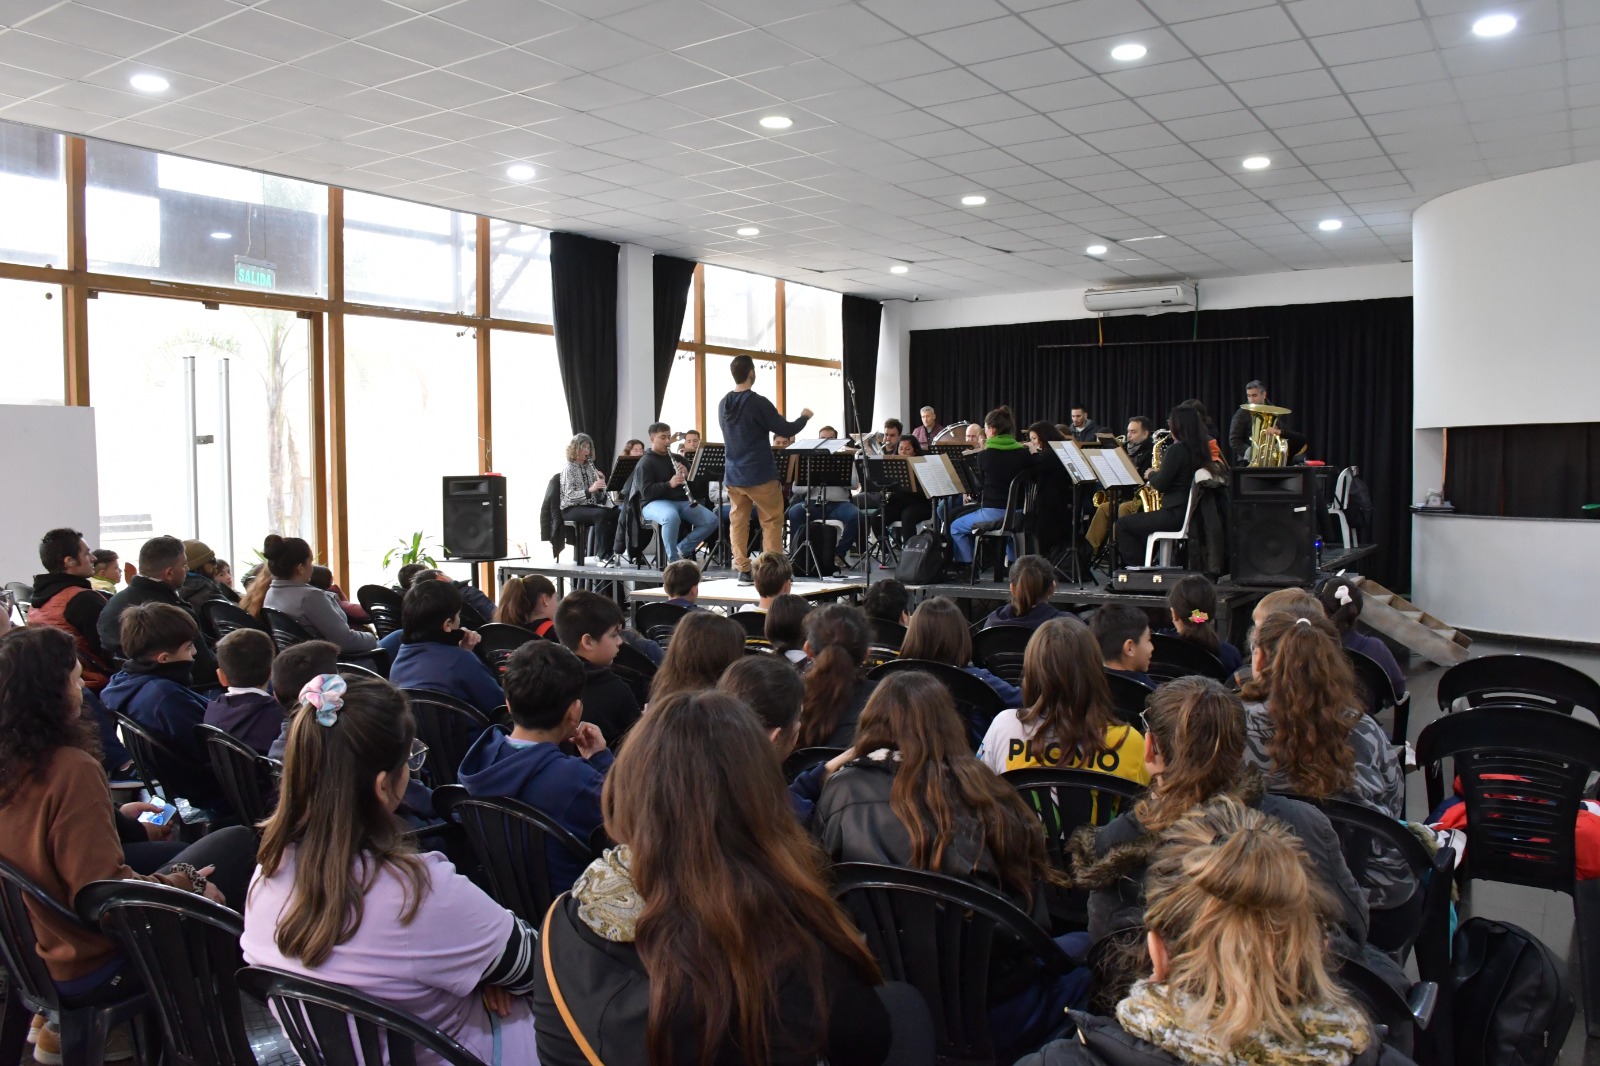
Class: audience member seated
861,579,910,627
204,628,283,755
214,558,237,597
950,406,1036,567
90,547,120,594
1157,574,1243,674
243,676,540,1064
533,689,896,1066
903,596,1021,705
310,565,368,626
1035,798,1393,1066
796,605,875,748
819,671,1088,1061
1232,587,1321,687
560,432,620,565
458,641,611,894
638,421,719,563
553,592,640,746
103,603,226,810
1317,576,1406,698
740,551,793,614
979,618,1149,783
29,526,113,691
647,612,745,705
982,554,1063,630
493,574,559,637
261,534,379,658
661,559,706,610
388,579,502,721
1240,610,1409,909
766,594,813,665
1094,603,1156,689
267,641,341,760
180,539,239,610
99,534,220,687
1069,677,1367,952
416,568,498,628
717,655,846,828
0,626,255,1056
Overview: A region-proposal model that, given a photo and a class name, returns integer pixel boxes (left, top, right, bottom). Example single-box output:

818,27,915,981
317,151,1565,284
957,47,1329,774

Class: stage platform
633,576,863,609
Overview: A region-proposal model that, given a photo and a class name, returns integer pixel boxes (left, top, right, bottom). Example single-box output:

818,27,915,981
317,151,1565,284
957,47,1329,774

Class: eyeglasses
1139,710,1151,736
406,739,429,773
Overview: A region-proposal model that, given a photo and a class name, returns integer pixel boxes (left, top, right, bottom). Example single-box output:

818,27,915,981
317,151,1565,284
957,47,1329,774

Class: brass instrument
1137,429,1172,511
1241,403,1292,467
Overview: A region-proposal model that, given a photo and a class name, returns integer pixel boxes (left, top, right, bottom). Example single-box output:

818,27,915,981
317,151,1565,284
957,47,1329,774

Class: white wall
614,243,655,456
0,405,99,588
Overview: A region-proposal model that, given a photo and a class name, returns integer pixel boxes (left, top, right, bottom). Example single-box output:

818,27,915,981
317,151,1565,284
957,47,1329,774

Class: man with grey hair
98,534,220,686
912,405,945,448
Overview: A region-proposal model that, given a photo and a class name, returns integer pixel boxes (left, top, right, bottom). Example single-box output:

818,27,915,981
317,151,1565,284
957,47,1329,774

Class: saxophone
1138,430,1172,512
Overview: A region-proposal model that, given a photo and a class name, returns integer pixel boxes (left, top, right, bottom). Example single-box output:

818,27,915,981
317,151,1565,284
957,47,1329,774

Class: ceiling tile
863,0,1008,36
257,0,412,39
520,23,659,68
532,73,646,111
294,42,431,85
1203,40,1323,82
1103,58,1222,97
1050,99,1152,135
1137,83,1241,120
1021,0,1160,47
601,0,748,51
74,0,242,33
0,32,116,79
830,38,953,81
358,16,502,66
881,66,993,107
21,3,173,54
1170,6,1301,54
676,29,812,78
1231,67,1342,106
661,77,779,118
192,10,347,62
433,0,586,44
921,15,1055,64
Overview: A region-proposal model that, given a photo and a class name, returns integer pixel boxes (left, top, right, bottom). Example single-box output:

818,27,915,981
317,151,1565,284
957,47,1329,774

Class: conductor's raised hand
800,407,815,420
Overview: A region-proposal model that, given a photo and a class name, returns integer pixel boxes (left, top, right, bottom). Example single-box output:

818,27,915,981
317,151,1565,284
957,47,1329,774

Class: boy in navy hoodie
457,640,611,892
554,591,640,746
102,602,224,808
387,579,504,716
1092,602,1157,690
203,627,282,754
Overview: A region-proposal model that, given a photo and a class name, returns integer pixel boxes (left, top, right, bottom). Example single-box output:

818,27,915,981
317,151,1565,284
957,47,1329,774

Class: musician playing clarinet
638,422,720,564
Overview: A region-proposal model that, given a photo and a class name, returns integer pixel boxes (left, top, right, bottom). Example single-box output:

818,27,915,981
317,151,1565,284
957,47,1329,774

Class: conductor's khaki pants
728,481,785,574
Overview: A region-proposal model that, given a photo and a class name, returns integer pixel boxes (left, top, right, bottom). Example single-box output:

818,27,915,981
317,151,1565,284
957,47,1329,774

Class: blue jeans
950,506,1008,563
642,499,719,560
785,500,860,553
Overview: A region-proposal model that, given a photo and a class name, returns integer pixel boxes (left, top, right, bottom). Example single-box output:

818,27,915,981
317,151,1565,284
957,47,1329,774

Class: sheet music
785,439,847,452
1088,447,1141,487
908,454,961,498
1050,440,1098,483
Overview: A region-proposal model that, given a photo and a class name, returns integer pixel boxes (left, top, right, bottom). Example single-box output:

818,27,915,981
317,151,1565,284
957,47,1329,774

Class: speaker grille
1231,501,1315,586
441,475,506,560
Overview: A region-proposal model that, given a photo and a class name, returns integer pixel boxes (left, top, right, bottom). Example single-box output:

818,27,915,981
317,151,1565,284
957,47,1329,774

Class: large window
0,279,64,406
0,125,64,267
344,192,475,314
488,222,553,324
489,331,572,564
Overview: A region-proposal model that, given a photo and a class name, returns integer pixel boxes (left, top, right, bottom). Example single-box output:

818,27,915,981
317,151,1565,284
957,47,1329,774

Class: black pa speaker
442,475,507,561
1230,469,1316,586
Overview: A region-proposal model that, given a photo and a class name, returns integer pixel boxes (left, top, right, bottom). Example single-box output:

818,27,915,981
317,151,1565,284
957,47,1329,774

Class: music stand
603,454,643,564
864,456,915,566
1045,440,1102,584
690,444,729,568
787,447,856,578
607,455,641,494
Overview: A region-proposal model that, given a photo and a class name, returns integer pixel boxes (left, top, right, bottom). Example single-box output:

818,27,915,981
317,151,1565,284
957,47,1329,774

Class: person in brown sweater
0,626,255,997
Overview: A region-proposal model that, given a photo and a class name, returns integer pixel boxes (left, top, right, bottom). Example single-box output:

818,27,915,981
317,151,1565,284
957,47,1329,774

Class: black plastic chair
783,746,845,782
336,660,384,681
197,725,278,828
110,710,213,836
1148,633,1229,683
401,690,493,788
432,785,596,924
474,622,538,679
77,879,295,1066
970,470,1039,583
971,624,1034,686
611,642,657,709
868,659,1004,750
831,862,1078,1066
0,857,154,1066
1417,704,1600,1038
635,601,691,647
1101,671,1155,724
868,618,907,651
1336,952,1438,1061
1003,768,1145,934
1436,653,1600,718
864,644,900,670
201,599,267,640
259,607,314,653
238,966,489,1066
731,610,769,639
1346,647,1412,743
356,584,405,640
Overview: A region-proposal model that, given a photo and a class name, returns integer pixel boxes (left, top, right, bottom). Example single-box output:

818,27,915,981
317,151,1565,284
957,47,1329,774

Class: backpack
1451,917,1574,1066
1344,471,1374,532
895,528,949,584
790,520,839,578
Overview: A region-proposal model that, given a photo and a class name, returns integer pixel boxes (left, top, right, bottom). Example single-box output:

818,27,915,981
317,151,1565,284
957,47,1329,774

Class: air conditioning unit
1082,282,1196,315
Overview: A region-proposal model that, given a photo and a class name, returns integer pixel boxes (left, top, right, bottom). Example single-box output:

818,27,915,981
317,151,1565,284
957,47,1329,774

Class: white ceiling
0,0,1595,301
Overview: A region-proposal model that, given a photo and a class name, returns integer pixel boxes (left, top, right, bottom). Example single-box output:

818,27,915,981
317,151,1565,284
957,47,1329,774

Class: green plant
382,532,443,572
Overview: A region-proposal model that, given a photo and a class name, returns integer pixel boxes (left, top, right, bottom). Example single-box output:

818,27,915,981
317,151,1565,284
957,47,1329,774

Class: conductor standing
718,355,811,585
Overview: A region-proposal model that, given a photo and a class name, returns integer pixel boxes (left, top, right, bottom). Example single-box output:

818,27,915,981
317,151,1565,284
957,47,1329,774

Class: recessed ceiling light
890,265,909,274
209,231,231,240
1086,244,1108,255
1472,13,1517,36
1241,155,1272,170
505,163,535,181
758,115,793,129
960,194,987,206
736,226,760,236
1318,219,1343,231
1110,43,1147,61
129,72,169,93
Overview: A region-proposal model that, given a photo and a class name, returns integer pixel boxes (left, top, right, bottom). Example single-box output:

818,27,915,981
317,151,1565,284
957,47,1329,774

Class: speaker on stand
442,475,507,562
1230,468,1316,586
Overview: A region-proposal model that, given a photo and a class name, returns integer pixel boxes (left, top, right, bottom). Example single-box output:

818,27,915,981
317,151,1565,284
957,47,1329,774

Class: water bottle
1314,535,1324,569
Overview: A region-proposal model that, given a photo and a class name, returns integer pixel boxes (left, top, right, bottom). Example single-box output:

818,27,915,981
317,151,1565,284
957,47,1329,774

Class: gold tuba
1138,429,1172,511
1242,403,1292,467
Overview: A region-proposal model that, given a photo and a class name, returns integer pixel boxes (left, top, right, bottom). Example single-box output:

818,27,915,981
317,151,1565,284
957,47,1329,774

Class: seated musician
638,422,719,564
1086,416,1155,556
1116,405,1223,567
1025,421,1073,557
1226,380,1307,464
949,406,1034,567
882,436,931,543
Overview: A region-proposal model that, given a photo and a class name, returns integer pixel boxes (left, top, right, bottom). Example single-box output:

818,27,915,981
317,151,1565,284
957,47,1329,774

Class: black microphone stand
843,374,874,591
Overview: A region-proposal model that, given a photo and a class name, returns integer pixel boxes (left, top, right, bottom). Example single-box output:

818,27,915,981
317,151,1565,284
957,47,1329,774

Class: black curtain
841,295,882,439
909,298,1414,586
550,231,619,470
652,255,696,418
1446,423,1600,518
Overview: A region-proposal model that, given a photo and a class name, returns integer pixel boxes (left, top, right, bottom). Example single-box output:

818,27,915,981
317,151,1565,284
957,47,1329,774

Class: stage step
1353,578,1472,667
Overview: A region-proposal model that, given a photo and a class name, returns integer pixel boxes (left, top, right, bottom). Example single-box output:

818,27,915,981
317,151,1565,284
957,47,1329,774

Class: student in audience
796,604,876,748
1044,798,1386,1066
243,676,540,1064
533,688,896,1066
1069,677,1367,951
861,579,910,627
1158,574,1243,674
1094,603,1156,689
981,554,1063,631
979,618,1149,782
239,564,270,619
397,563,429,589
951,406,1037,567
819,671,1086,1060
214,559,236,595
638,421,720,564
648,611,744,703
29,527,114,690
741,550,793,613
458,641,610,892
387,578,502,717
902,596,1021,704
553,591,640,746
560,432,620,565
309,565,368,626
1317,575,1406,698
718,656,851,830
180,539,239,610
266,641,341,761
260,535,379,657
493,574,559,637
766,593,813,664
204,628,282,755
405,568,497,629
661,558,706,610
101,604,225,809
90,548,120,594
100,536,218,681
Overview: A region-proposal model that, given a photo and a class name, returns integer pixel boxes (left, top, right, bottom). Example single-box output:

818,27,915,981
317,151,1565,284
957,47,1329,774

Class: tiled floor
1397,636,1600,1065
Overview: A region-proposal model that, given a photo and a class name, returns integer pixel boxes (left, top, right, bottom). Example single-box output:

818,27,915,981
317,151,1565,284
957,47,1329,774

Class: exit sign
234,256,276,289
